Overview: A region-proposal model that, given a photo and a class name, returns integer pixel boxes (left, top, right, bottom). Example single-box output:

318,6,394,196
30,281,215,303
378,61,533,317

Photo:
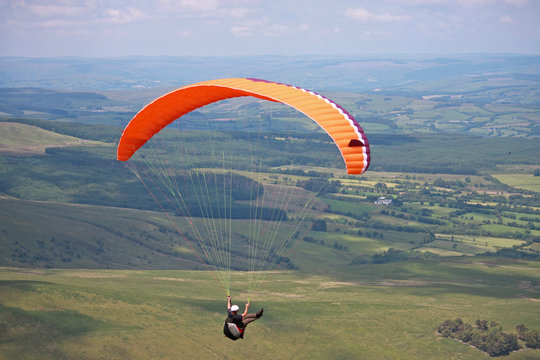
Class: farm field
493,174,540,193
1,68,540,139
1,261,539,360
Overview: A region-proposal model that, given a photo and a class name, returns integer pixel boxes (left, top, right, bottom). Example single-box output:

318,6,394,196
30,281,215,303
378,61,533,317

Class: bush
438,319,521,356
517,324,540,349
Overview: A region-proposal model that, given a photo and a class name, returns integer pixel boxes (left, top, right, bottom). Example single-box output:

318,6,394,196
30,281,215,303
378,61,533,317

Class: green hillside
0,122,77,147
0,122,101,155
0,198,203,269
0,263,539,359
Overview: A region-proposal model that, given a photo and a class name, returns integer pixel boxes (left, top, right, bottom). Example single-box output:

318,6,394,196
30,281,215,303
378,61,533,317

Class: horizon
1,52,540,59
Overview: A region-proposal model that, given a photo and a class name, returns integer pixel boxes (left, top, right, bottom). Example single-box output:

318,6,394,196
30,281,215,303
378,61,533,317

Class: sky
1,0,539,57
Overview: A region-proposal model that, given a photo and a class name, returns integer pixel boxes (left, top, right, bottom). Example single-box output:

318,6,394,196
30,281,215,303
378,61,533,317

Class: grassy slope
0,122,100,155
0,198,202,270
0,261,539,360
0,122,78,146
0,197,355,272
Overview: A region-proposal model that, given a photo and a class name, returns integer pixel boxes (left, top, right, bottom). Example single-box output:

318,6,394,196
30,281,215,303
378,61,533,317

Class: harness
223,317,244,340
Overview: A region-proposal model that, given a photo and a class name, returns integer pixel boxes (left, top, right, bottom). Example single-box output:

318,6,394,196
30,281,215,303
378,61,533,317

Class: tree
517,324,540,349
375,182,388,192
476,319,489,331
312,219,327,232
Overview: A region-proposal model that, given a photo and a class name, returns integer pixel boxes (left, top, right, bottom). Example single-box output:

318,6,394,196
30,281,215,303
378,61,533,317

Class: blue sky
1,0,539,57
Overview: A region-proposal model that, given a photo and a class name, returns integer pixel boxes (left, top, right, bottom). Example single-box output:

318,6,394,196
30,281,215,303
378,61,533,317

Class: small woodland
437,318,540,356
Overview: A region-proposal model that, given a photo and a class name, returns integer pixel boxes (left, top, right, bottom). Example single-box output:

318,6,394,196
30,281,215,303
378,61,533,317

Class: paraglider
224,296,263,340
117,78,370,337
117,78,370,175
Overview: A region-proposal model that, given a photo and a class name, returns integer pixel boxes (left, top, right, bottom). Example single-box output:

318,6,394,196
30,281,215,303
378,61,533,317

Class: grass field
0,122,101,155
421,235,526,257
493,174,540,192
1,259,539,360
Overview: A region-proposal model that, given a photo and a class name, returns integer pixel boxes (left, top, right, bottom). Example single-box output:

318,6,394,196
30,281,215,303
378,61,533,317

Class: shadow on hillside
0,279,108,358
0,279,51,291
334,260,540,299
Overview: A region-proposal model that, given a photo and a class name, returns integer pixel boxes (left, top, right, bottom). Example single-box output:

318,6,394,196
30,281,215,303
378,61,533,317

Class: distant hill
1,82,539,138
1,54,539,92
0,122,100,155
0,88,136,126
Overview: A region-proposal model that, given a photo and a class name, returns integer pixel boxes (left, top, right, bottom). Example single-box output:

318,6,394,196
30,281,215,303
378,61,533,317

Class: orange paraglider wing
117,78,370,174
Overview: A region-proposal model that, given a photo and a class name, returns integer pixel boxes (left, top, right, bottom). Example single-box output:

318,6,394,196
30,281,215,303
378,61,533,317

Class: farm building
374,196,392,205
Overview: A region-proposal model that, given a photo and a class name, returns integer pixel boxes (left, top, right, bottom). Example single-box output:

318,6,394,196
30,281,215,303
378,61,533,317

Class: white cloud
156,0,218,12
155,0,250,19
227,8,251,18
177,29,191,37
344,8,371,22
397,0,446,4
102,8,144,23
264,23,289,36
503,0,529,6
229,17,266,37
26,4,88,18
230,17,302,38
499,14,516,24
454,0,530,6
230,25,251,37
386,0,530,8
4,18,80,29
345,8,411,22
456,0,494,5
180,0,219,11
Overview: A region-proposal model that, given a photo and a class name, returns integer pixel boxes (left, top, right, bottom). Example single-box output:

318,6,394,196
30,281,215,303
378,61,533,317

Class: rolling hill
0,122,98,155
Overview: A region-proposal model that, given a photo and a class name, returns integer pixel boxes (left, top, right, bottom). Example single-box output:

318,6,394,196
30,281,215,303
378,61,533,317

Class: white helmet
230,305,239,312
